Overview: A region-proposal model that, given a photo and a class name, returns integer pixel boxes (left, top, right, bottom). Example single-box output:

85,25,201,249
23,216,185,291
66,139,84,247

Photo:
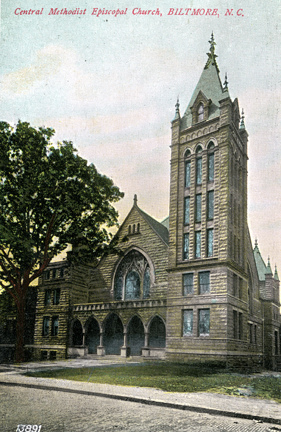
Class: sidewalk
1,358,281,425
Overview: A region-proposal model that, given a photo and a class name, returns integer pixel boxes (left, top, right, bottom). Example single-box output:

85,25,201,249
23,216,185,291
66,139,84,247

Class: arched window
196,146,202,185
184,149,191,188
208,142,215,182
197,103,204,122
114,250,152,300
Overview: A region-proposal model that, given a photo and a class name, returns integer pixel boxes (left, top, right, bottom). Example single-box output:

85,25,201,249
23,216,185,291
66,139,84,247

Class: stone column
142,330,150,357
121,328,130,357
97,331,105,356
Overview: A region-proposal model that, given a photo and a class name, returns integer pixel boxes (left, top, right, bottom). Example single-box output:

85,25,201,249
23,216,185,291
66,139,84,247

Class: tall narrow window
197,103,204,122
184,196,190,225
42,317,50,336
53,288,60,305
207,229,213,257
183,310,193,336
143,267,150,299
207,190,214,220
233,310,238,339
275,331,278,355
44,290,51,306
195,194,202,222
185,160,191,188
125,271,140,300
198,309,210,336
208,152,214,181
51,316,59,336
249,323,253,344
183,273,194,295
196,157,202,185
199,271,210,294
239,313,243,340
183,233,189,260
195,231,201,258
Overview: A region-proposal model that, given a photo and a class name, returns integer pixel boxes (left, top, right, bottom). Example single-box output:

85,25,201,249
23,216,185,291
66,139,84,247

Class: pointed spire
265,256,273,275
133,194,138,206
274,265,279,281
240,109,245,129
254,238,259,250
223,73,228,92
205,32,219,72
173,96,181,121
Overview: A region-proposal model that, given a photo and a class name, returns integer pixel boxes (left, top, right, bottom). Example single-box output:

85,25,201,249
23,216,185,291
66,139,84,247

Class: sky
1,0,281,270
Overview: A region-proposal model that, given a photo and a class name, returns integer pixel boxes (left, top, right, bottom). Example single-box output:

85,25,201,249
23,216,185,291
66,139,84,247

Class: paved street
0,383,280,432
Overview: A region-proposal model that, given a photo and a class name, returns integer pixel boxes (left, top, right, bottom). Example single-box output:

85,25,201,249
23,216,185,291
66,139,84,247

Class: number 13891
17,426,41,432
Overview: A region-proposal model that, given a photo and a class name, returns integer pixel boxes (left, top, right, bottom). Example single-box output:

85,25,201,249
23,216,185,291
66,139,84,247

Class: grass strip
26,362,281,403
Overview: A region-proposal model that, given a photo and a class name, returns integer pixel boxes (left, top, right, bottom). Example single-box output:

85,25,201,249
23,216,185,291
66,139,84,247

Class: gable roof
138,207,169,245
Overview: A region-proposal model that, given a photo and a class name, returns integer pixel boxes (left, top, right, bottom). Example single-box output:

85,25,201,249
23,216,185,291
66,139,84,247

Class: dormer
190,90,212,125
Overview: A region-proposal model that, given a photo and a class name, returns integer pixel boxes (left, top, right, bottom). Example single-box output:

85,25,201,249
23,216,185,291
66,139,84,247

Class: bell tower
166,34,254,365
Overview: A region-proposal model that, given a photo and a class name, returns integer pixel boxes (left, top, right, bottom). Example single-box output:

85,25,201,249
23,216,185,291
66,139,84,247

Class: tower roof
253,240,267,281
181,34,230,130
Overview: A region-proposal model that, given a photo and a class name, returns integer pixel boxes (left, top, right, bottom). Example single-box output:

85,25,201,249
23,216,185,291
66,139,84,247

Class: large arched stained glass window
114,250,152,301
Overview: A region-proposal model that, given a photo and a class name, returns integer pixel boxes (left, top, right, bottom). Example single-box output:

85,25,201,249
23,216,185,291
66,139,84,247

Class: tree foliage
0,120,124,361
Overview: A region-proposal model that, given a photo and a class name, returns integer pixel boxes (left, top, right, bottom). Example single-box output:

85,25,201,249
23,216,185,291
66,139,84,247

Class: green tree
0,121,124,362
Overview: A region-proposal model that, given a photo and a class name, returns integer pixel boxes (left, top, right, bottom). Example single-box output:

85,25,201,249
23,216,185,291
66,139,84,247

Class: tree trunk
15,298,26,363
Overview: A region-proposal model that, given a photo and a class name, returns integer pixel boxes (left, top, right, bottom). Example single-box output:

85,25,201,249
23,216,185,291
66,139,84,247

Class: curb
1,381,281,426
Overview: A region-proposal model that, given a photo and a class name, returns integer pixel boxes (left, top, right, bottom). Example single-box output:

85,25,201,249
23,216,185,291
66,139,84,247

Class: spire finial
209,31,215,53
173,96,181,121
274,265,279,281
240,109,245,129
255,238,258,248
134,194,138,205
205,32,219,71
223,73,228,91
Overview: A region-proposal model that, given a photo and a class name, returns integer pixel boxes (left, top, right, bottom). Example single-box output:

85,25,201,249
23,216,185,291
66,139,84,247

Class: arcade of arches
71,314,166,356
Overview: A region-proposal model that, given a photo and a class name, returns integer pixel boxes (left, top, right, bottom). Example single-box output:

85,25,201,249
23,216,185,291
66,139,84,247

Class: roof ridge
138,207,169,245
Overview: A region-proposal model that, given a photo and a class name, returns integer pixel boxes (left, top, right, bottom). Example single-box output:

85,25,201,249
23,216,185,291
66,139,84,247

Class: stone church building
5,36,281,369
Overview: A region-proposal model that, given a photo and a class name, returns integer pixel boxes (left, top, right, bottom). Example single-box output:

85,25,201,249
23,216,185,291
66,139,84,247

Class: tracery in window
125,270,140,299
114,250,151,300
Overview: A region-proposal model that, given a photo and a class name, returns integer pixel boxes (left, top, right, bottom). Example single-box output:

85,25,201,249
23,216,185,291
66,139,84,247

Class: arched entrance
104,314,123,355
72,319,83,346
149,316,166,348
127,316,145,356
85,317,100,354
